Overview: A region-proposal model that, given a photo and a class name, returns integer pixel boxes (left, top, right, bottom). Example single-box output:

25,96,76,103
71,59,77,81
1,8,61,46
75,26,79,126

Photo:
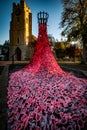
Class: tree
48,34,55,47
2,40,9,60
60,0,87,63
54,42,66,59
65,44,82,61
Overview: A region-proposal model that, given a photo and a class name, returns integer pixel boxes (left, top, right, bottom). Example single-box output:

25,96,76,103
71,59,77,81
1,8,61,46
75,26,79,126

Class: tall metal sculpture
37,11,49,25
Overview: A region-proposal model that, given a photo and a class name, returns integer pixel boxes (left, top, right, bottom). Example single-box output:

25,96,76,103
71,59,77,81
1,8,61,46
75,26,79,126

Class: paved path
59,63,87,79
0,60,29,66
0,65,9,130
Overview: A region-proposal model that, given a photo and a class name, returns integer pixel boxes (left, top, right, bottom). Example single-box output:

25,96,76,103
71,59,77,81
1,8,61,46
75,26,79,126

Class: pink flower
36,113,41,121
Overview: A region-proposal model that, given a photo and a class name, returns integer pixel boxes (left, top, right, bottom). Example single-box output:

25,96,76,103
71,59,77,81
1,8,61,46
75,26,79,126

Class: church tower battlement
9,0,33,61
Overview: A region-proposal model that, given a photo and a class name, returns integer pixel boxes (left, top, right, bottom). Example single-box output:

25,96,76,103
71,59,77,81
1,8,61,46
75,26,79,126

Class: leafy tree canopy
61,0,87,41
60,0,87,63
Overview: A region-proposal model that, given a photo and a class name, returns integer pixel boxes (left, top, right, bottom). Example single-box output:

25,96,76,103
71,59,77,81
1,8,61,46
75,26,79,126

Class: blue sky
0,0,63,45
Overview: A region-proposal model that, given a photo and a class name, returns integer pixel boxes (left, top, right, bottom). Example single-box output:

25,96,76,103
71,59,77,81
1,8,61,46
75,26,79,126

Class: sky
0,0,63,45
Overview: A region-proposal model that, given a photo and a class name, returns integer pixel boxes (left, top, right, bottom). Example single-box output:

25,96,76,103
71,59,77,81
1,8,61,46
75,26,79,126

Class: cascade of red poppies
7,12,87,130
24,23,63,74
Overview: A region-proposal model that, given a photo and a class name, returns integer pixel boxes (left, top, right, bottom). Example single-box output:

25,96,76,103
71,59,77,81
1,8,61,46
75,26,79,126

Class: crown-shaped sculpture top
37,11,49,24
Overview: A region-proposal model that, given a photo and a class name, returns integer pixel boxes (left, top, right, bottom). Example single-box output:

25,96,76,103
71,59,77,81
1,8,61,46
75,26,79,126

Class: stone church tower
9,0,34,60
